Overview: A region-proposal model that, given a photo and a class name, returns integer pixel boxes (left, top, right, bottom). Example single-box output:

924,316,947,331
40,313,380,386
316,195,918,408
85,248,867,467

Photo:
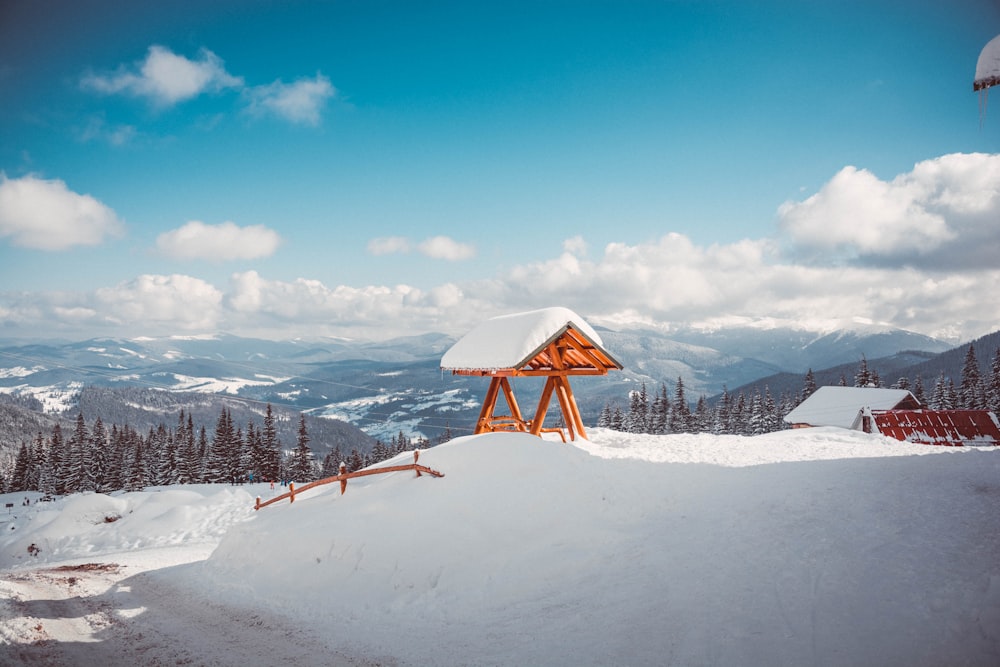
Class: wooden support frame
472,342,592,441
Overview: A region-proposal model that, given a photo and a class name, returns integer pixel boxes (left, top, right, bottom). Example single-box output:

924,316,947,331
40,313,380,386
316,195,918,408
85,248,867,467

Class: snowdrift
191,431,999,666
2,429,999,666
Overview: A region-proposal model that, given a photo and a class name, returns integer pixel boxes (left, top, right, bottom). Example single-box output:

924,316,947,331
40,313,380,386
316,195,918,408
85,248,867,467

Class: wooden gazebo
441,307,622,441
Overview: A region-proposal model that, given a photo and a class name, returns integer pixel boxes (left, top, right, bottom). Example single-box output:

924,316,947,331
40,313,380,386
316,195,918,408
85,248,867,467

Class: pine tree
11,442,31,492
287,414,314,482
90,416,111,492
262,404,281,482
988,348,1000,412
610,405,624,431
650,383,669,434
960,344,986,409
670,377,690,433
854,356,873,388
802,369,817,402
747,389,766,435
913,375,926,406
206,408,235,483
693,395,710,433
597,403,613,428
713,386,731,435
65,413,91,494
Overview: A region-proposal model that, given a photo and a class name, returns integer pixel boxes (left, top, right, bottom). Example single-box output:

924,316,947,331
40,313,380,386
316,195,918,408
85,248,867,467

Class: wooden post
498,377,527,431
414,449,422,476
289,482,295,504
339,462,347,494
255,496,261,511
476,377,503,434
530,376,558,436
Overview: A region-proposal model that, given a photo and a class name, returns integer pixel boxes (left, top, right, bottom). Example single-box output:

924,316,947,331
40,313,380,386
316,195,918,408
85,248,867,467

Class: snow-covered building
441,307,622,442
783,386,922,429
856,409,1000,447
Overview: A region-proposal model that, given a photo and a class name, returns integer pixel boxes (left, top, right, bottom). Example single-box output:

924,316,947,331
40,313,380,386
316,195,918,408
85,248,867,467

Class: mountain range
0,323,981,463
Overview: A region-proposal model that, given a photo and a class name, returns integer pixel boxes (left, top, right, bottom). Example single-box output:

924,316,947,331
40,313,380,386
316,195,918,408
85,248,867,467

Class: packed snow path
0,547,382,666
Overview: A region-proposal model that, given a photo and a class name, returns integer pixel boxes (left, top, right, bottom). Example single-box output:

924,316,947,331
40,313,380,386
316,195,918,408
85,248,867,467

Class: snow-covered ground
1,427,998,666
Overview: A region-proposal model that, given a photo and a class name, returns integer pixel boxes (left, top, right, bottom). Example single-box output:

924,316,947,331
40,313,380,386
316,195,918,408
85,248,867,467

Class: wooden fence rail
254,450,444,510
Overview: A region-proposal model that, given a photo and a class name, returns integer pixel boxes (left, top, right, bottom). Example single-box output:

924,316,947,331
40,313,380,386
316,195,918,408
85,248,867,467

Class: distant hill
722,330,1000,404
0,324,959,456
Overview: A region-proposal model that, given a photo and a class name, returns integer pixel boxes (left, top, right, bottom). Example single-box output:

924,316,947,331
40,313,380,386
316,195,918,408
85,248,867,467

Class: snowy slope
1,428,998,666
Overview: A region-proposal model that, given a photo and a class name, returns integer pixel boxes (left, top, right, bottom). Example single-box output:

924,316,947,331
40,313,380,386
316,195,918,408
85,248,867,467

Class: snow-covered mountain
0,325,953,450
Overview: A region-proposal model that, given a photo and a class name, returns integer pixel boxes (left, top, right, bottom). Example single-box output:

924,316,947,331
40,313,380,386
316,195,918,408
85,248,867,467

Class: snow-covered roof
440,306,619,372
784,386,921,429
975,33,1000,91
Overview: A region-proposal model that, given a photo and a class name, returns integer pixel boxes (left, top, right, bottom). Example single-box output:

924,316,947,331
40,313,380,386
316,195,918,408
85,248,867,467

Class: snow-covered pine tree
10,442,31,492
261,404,281,482
913,375,926,406
712,386,731,435
854,356,873,388
287,414,314,482
610,405,624,431
651,383,670,434
597,402,613,428
988,347,1000,412
670,377,690,434
206,408,235,483
960,344,986,409
802,369,817,402
64,413,92,494
90,416,111,493
694,395,710,433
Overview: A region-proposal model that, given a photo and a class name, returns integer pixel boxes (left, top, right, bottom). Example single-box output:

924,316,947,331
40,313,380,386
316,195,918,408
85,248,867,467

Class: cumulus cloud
0,175,124,250
81,45,243,106
244,74,335,126
94,275,223,330
367,236,412,256
156,221,282,261
4,153,1000,342
778,153,1000,268
367,235,475,261
417,236,476,261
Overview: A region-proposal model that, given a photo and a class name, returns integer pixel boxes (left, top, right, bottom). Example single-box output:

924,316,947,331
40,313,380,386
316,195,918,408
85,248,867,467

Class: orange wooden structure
441,309,622,441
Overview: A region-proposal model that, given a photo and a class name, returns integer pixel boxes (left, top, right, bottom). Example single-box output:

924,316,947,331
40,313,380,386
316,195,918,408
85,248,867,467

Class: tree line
600,343,1000,437
2,403,446,495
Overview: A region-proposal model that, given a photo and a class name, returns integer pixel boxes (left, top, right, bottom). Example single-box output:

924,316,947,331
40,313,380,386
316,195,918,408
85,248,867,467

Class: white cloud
82,45,243,106
778,153,1000,268
367,235,475,261
94,275,223,330
417,236,476,261
367,236,412,256
4,154,1000,343
0,175,125,250
156,221,282,261
244,74,335,126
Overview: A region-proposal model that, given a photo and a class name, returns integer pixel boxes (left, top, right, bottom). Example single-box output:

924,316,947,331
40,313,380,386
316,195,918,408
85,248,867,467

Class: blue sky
2,0,1000,343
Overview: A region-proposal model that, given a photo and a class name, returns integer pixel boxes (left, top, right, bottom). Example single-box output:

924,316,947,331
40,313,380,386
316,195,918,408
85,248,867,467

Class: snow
1,428,999,666
440,306,605,371
783,386,917,428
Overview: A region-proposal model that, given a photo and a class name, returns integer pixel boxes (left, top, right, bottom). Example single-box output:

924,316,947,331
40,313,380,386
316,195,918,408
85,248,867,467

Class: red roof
870,410,1000,447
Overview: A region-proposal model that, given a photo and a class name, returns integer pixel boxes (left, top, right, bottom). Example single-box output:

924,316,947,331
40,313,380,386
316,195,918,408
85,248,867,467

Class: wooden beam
529,376,557,437
475,376,503,434
499,377,527,431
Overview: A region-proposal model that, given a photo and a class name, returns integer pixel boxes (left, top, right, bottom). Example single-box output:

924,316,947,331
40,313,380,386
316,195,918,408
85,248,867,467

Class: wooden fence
254,449,444,510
